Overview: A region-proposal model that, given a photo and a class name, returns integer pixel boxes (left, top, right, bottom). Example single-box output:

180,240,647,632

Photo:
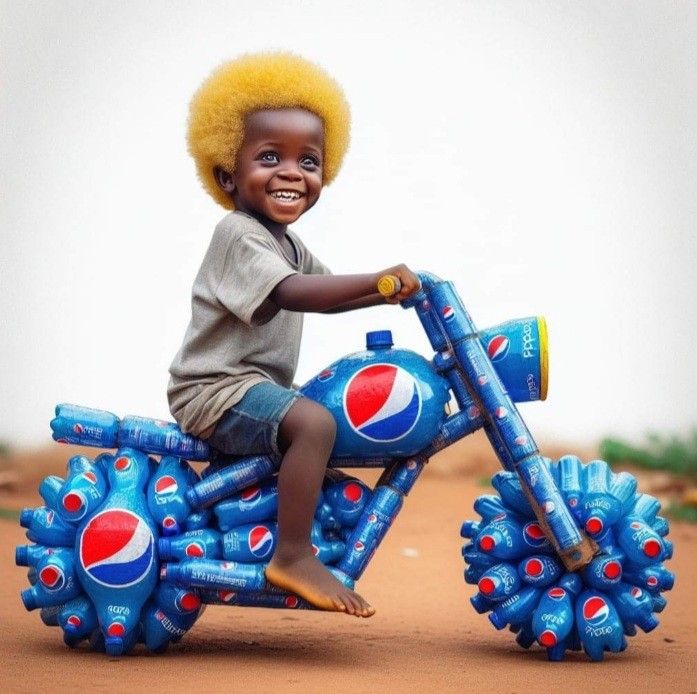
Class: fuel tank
300,330,450,458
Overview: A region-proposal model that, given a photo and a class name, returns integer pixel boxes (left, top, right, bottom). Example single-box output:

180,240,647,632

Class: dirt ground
1,437,696,693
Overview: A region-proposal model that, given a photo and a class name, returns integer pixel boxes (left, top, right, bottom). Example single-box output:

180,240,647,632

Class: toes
333,599,348,612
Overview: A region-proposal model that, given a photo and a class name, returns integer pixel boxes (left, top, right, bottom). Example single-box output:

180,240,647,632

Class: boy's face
219,108,325,227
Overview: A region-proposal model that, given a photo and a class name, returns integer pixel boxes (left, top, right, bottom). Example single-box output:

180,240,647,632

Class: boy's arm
269,273,380,313
269,264,420,313
322,293,386,314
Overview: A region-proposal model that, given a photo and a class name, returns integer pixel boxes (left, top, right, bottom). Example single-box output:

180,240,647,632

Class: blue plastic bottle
20,507,76,547
622,564,675,593
75,448,159,656
531,585,575,657
323,476,372,527
517,554,562,588
214,480,280,530
575,590,626,661
579,460,622,536
609,583,659,633
52,455,108,522
476,562,521,601
158,529,223,561
475,516,550,561
146,455,197,536
21,548,81,610
58,595,99,647
557,455,583,515
616,515,669,566
580,552,624,591
161,559,267,592
488,586,542,630
490,471,534,517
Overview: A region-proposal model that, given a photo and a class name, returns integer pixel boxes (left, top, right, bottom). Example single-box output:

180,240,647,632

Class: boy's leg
265,397,375,617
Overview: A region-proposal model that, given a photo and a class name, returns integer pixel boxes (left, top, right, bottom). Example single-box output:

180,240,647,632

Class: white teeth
270,191,301,200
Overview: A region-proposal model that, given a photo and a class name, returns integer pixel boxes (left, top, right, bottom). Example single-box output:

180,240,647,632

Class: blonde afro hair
187,52,351,209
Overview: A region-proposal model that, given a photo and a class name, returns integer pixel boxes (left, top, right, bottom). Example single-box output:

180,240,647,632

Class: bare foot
266,551,375,617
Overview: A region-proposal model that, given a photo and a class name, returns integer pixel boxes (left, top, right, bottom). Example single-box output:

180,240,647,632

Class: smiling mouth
269,190,303,202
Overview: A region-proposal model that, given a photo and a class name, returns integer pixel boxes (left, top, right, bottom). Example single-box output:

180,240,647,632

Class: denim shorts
206,381,302,458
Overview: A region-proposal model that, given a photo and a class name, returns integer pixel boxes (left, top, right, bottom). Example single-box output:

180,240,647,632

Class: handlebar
377,275,402,298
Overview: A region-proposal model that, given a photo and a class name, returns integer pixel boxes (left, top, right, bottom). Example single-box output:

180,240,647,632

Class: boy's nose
277,167,303,181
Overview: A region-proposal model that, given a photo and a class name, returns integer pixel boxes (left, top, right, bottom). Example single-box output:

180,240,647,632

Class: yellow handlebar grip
377,275,401,297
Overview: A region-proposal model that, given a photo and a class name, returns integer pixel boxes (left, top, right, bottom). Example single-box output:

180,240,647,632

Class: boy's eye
300,155,321,170
259,152,279,164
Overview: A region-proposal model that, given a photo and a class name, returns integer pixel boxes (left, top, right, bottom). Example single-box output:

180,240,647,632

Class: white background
2,1,696,446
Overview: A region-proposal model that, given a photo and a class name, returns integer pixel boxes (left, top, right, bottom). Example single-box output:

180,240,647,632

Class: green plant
600,431,697,479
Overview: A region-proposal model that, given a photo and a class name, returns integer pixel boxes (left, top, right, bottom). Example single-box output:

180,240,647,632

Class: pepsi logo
317,368,335,382
155,475,178,496
523,522,549,547
631,587,643,599
39,565,65,591
354,541,365,552
630,521,643,530
421,299,431,310
477,375,488,386
586,517,603,535
466,405,481,420
218,591,235,603
73,423,84,434
603,561,622,580
514,436,529,446
538,630,557,648
285,596,299,608
492,513,507,522
342,482,363,504
368,513,378,523
343,364,422,443
647,576,659,588
525,558,543,577
543,501,555,514
312,544,319,556
62,491,86,515
240,486,262,505
642,539,661,558
407,460,417,470
79,508,155,588
548,587,566,600
248,525,274,558
185,542,205,558
107,622,125,638
487,335,510,362
83,472,98,484
177,592,201,612
162,516,177,530
494,407,508,419
582,596,610,626
66,615,82,628
442,306,455,322
114,456,131,472
46,510,55,526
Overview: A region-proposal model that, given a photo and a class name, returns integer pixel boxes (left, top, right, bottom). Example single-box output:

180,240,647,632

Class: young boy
168,52,421,618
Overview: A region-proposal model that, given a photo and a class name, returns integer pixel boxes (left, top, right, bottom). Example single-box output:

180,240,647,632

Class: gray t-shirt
168,211,330,438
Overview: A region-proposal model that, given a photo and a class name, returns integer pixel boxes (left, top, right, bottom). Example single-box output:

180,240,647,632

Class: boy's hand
380,264,421,304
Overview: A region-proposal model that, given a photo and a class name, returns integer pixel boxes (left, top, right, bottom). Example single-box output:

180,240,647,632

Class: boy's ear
213,165,236,194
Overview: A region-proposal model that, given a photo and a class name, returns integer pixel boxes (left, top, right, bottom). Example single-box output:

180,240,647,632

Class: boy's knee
279,398,336,450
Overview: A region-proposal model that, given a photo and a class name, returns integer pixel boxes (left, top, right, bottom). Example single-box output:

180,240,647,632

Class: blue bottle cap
21,588,37,611
366,330,393,350
157,538,171,560
19,508,34,528
15,545,28,566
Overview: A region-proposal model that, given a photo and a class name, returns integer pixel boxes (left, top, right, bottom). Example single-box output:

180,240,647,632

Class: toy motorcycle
16,273,673,661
